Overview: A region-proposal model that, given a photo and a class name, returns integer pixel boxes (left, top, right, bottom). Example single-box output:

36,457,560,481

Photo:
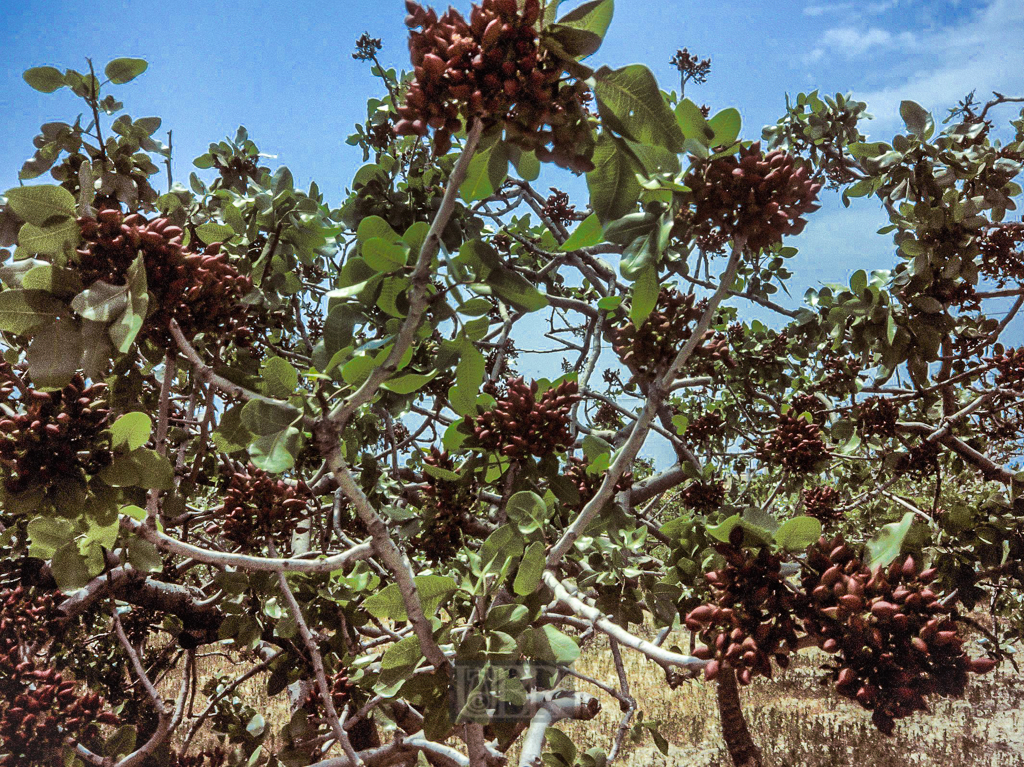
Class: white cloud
803,2,853,17
855,0,1024,130
803,25,915,63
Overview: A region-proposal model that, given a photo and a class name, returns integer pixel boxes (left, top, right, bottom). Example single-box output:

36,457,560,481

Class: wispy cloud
803,0,898,18
854,0,1024,129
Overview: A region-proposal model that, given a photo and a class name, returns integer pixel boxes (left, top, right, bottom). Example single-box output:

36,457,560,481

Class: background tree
0,2,1022,766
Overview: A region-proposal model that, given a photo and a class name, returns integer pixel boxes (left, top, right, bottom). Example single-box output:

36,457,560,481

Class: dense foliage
0,2,1023,766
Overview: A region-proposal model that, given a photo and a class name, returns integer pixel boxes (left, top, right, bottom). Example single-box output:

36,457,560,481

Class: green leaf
381,371,437,394
707,108,742,147
511,149,540,181
674,99,715,144
593,65,683,153
378,635,423,685
479,524,525,575
485,268,548,313
514,541,546,596
27,317,82,389
22,67,66,93
248,426,300,473
357,215,400,244
212,404,252,453
866,511,915,569
109,412,152,451
0,289,65,335
519,624,580,664
195,222,234,245
587,132,642,223
774,516,822,552
22,264,83,297
125,536,162,573
246,713,266,737
100,449,174,490
363,237,410,273
899,100,934,140
629,264,659,325
240,399,301,436
556,0,614,42
559,213,603,251
104,725,137,758
363,575,457,621
4,184,76,225
18,217,80,256
27,516,74,559
51,540,91,591
71,280,129,322
262,356,298,398
460,139,508,202
104,57,148,85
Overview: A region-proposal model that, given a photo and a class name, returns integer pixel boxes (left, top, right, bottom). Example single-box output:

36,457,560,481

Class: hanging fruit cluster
978,223,1024,288
856,396,899,440
0,374,111,496
756,413,829,473
992,347,1024,390
542,188,577,228
76,209,252,348
414,449,477,562
396,0,595,170
800,537,995,735
686,533,800,685
684,410,725,444
608,290,732,380
801,485,843,523
0,587,118,766
169,748,228,767
893,440,940,480
217,465,314,551
678,478,726,513
465,377,579,460
564,456,633,511
678,143,821,254
815,355,863,397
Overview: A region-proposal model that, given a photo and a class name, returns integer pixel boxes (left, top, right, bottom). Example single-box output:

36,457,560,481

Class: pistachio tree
1,2,1023,767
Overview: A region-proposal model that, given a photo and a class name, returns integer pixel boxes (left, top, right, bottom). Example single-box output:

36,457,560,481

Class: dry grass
174,628,1024,767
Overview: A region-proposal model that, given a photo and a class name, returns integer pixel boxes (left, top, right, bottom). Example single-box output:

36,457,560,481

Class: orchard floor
179,628,1024,766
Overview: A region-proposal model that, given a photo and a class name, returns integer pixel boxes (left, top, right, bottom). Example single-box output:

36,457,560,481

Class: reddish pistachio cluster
590,401,623,431
396,0,594,169
465,377,579,460
216,465,313,551
992,347,1024,390
169,749,228,767
893,440,940,480
815,355,863,397
415,449,477,562
978,223,1024,288
684,411,724,444
679,143,821,254
564,456,632,511
609,290,732,380
679,478,726,513
800,538,994,735
856,396,900,440
686,534,800,686
542,188,576,228
331,668,356,709
0,374,111,496
756,413,829,474
790,393,828,425
0,587,118,766
801,485,843,523
76,209,252,347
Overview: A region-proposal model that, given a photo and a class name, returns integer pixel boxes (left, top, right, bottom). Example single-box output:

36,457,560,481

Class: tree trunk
716,666,763,767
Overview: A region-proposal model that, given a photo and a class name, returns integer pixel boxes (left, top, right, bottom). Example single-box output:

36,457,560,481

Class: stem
86,58,108,171
716,666,763,767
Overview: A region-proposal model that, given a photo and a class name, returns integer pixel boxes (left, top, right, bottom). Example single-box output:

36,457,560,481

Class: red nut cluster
686,535,800,686
800,537,995,735
609,290,732,380
465,377,579,460
978,223,1024,288
683,411,724,444
217,464,314,551
756,413,829,474
76,209,252,347
0,374,111,496
414,449,477,562
564,455,632,511
396,0,595,170
169,749,228,767
815,355,863,397
991,347,1024,391
790,393,828,425
0,588,118,766
680,143,821,254
679,478,726,513
801,485,843,523
893,439,940,480
542,188,577,228
856,396,899,440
